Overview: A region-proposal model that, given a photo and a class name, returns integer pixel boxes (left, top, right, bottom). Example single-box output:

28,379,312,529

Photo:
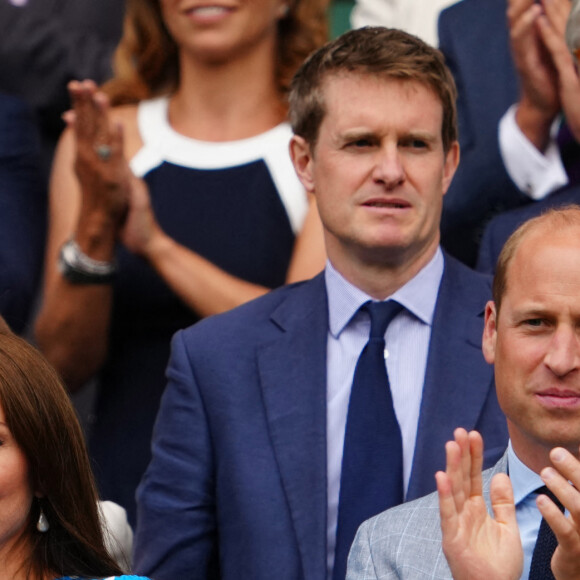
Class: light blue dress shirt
324,248,444,579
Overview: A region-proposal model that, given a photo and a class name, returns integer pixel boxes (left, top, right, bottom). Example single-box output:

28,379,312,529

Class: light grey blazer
346,453,509,579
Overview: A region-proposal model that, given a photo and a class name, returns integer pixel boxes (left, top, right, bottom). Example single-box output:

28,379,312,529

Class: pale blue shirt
508,442,552,580
325,248,444,579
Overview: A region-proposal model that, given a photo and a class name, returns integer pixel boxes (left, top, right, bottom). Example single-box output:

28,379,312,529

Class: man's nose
544,325,580,377
371,146,405,189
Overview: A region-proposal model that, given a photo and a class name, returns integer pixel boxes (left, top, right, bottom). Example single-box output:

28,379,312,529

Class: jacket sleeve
133,330,220,579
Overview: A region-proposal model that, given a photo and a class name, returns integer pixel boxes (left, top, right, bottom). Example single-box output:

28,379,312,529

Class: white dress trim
129,97,308,234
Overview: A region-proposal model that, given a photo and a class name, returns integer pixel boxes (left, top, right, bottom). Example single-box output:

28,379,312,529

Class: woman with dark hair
34,0,329,523
0,330,148,580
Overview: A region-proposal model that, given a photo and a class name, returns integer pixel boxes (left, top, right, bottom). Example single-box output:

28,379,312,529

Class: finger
445,439,466,512
455,428,472,499
437,470,459,540
549,448,580,491
541,0,571,36
542,453,580,525
489,473,518,529
507,0,537,27
69,80,99,141
536,493,580,567
509,1,542,38
468,431,484,497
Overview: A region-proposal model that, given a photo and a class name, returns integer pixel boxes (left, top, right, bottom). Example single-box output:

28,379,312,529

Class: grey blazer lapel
258,273,328,580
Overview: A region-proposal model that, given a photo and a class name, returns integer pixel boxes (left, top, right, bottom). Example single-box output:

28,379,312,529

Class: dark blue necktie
529,486,565,580
333,300,404,580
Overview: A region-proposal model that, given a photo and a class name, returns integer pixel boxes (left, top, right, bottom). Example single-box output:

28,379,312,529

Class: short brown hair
0,331,122,578
493,205,580,312
104,0,329,105
289,26,458,152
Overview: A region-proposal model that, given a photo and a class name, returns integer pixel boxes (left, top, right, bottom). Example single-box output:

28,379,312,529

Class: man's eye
349,139,372,148
524,319,544,327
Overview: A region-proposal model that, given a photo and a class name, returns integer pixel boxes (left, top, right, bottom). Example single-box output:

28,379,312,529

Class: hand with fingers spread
67,79,131,230
537,447,580,580
437,429,523,580
508,0,571,150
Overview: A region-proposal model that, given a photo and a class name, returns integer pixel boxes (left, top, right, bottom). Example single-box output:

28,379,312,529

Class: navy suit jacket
438,0,530,265
134,255,508,580
477,184,580,273
0,93,45,333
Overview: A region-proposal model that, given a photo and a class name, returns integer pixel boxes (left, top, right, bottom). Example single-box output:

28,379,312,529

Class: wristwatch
58,239,117,284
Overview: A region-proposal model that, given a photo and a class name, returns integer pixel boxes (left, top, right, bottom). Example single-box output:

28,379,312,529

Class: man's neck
326,241,440,300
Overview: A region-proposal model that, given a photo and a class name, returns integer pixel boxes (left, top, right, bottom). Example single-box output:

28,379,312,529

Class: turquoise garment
57,576,150,580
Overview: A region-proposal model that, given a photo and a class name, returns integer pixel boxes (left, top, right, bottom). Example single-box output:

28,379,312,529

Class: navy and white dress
88,96,309,523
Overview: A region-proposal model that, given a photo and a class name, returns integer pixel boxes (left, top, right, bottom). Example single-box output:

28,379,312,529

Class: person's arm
537,447,580,580
33,81,129,391
436,428,523,580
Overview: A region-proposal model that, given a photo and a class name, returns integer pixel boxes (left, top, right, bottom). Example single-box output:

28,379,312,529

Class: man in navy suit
133,27,508,580
439,0,576,266
0,92,45,333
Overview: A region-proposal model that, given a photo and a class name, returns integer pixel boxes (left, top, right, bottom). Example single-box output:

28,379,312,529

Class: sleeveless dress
88,97,308,523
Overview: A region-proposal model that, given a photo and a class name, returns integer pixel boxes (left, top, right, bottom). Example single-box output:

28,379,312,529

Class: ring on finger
95,144,112,161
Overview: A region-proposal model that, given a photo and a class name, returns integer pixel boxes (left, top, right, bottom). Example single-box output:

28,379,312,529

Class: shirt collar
507,441,545,506
325,247,444,338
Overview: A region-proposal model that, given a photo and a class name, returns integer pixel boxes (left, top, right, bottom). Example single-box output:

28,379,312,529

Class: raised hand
436,429,523,580
537,2,580,143
66,79,131,230
507,0,568,150
539,447,580,580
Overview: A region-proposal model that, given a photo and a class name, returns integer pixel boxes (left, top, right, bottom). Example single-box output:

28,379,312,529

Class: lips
535,389,580,408
362,198,411,210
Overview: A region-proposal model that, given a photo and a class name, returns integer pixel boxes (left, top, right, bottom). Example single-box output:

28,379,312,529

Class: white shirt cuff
498,104,568,200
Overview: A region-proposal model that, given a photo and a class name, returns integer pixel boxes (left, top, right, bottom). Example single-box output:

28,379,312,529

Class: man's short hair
288,26,458,153
493,205,580,312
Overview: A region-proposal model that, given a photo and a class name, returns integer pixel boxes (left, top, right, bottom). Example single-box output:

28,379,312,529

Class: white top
129,96,308,235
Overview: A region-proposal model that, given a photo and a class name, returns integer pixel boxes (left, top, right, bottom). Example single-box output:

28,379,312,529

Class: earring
37,507,49,533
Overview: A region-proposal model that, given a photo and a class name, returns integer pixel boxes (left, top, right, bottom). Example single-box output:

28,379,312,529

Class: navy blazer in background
133,255,508,580
438,0,530,266
0,93,45,333
477,184,580,274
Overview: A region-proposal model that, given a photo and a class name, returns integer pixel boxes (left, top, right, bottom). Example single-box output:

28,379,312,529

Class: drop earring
37,507,49,532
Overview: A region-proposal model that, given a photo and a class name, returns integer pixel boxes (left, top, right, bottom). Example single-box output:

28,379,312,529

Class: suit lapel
408,256,495,500
258,273,328,580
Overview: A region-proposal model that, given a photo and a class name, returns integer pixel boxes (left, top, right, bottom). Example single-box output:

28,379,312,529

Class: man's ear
482,300,498,365
441,140,460,196
289,135,315,194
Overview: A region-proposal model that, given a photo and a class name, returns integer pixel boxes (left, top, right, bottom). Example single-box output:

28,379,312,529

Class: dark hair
493,205,580,313
0,331,123,579
289,26,458,152
104,0,329,105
